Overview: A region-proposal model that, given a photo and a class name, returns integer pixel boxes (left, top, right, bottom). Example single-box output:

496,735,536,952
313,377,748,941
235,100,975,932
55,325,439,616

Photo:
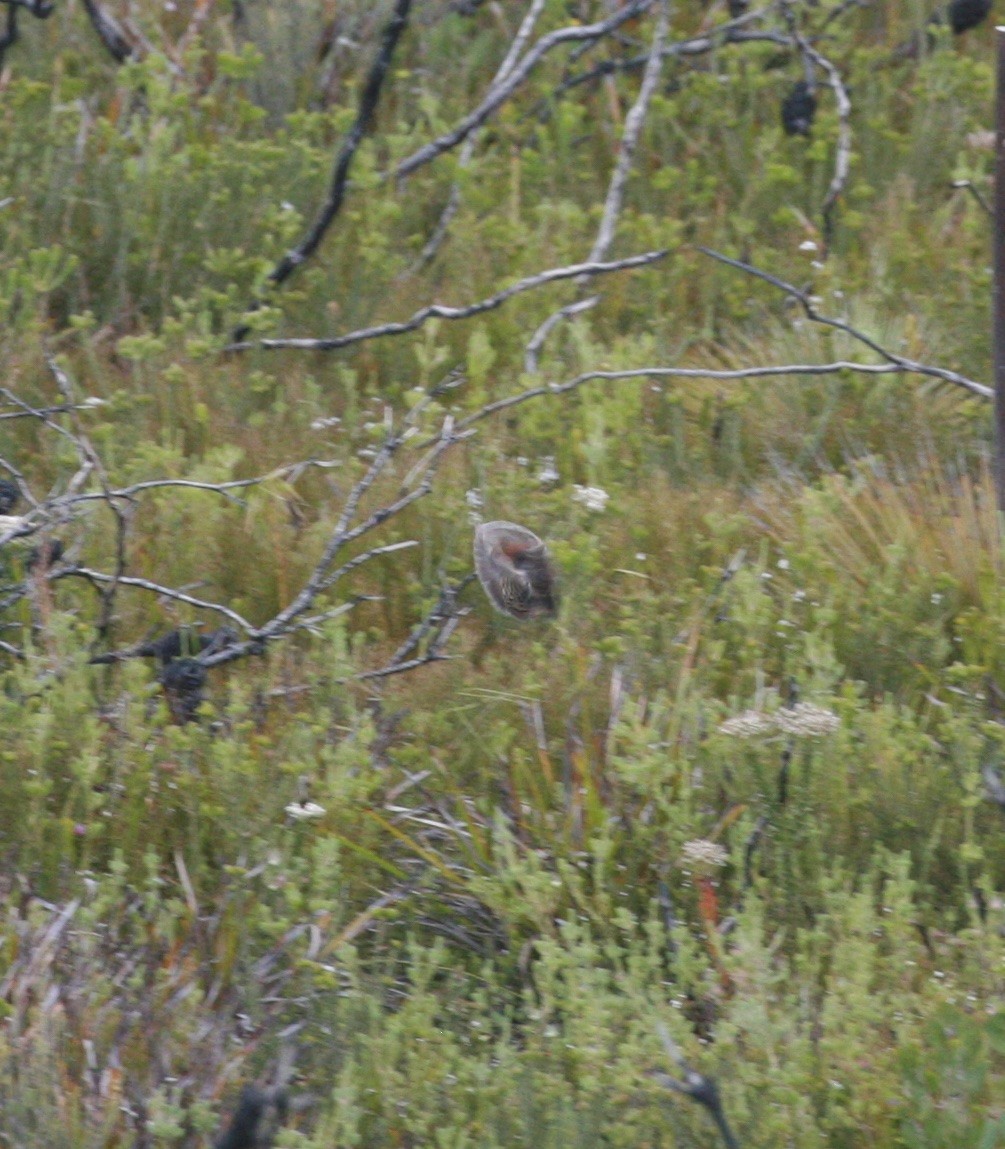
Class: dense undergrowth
1,1,1004,1145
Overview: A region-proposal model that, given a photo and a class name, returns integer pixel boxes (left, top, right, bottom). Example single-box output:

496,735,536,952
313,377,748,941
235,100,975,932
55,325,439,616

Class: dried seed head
473,521,558,620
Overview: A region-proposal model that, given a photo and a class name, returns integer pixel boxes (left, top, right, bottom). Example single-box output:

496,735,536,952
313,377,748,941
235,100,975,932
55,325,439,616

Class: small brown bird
473,521,558,620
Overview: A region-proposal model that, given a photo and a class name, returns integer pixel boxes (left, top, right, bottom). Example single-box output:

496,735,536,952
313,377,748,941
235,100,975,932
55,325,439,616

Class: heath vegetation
0,1,1004,1145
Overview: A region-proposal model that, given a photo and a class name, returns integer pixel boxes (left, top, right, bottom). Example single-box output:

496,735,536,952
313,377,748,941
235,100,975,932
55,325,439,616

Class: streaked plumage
473,521,558,620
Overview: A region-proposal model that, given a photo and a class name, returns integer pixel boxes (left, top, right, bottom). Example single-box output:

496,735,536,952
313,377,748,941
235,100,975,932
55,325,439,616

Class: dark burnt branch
781,6,852,243
394,0,655,180
0,4,17,68
81,0,137,63
697,247,991,398
226,250,667,353
4,0,53,13
953,178,993,219
233,0,412,340
651,1023,741,1149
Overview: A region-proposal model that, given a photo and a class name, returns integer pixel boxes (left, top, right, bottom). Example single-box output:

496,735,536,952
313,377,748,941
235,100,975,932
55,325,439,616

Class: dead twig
697,247,992,398
650,1022,741,1149
233,0,413,340
393,0,655,180
81,0,137,63
226,250,667,353
403,0,549,274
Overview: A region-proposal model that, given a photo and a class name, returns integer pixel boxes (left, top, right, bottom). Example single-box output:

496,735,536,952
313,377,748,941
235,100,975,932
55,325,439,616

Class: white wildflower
775,702,840,737
538,457,559,485
680,839,728,870
572,485,609,513
285,801,326,820
718,710,775,738
798,240,818,252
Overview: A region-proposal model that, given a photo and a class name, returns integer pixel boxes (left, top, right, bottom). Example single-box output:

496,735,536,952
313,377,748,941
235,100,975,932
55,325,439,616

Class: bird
781,80,817,137
940,0,992,34
473,521,558,620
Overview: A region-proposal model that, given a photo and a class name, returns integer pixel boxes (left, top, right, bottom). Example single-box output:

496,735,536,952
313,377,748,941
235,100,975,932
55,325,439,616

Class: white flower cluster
572,485,610,513
680,839,728,870
285,801,326,820
718,702,839,738
538,457,559,485
717,710,775,738
774,702,841,736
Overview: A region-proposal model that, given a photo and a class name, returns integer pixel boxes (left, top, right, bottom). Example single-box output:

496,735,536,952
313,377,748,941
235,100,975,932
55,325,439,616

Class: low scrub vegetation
0,1,1003,1145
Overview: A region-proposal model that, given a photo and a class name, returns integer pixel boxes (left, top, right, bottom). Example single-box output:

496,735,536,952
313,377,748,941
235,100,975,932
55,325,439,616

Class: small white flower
799,240,818,252
281,201,295,212
310,415,341,430
538,457,559,485
635,552,647,562
931,592,943,605
718,710,774,738
680,839,728,869
516,456,529,467
775,702,840,737
572,485,609,513
80,396,106,408
777,558,790,570
285,801,326,820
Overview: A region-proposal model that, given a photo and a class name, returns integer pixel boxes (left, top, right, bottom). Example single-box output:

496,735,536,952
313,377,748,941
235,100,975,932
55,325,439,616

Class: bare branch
57,567,255,632
524,296,599,374
783,9,852,242
81,0,137,63
233,0,413,339
393,0,655,180
651,1022,741,1149
226,250,667,354
527,1,668,368
403,0,549,273
584,0,670,271
697,247,992,398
